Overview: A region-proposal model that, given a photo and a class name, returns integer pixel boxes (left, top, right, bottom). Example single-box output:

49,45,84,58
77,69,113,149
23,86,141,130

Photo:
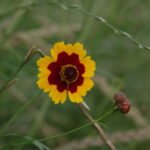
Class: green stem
39,106,117,141
17,99,50,150
0,48,45,95
28,99,50,137
0,61,26,94
0,92,42,136
0,106,117,149
0,0,36,48
77,0,102,42
79,103,117,150
0,1,149,51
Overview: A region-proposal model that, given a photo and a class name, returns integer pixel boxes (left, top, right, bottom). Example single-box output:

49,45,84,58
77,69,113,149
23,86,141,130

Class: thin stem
39,106,116,142
0,47,45,95
0,0,36,48
0,1,37,19
50,2,150,52
28,99,50,137
16,97,49,150
0,106,116,149
0,1,149,51
78,103,117,150
0,61,26,94
0,92,42,136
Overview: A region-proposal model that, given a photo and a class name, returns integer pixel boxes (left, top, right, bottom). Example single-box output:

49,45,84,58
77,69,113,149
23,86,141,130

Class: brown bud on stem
113,92,131,113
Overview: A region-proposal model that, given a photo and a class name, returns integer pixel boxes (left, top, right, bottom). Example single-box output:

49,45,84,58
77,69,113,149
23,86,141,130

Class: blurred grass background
0,0,150,149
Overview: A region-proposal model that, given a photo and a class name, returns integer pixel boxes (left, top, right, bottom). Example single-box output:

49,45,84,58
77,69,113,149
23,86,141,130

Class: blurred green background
0,0,150,149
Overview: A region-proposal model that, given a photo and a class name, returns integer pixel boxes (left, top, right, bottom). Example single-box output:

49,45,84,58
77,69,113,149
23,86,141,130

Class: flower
113,92,131,113
37,42,96,104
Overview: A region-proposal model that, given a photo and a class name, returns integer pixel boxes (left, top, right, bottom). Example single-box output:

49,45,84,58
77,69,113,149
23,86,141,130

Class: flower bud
113,92,131,113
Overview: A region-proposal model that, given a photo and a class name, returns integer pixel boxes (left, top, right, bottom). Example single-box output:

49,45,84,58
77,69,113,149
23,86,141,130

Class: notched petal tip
74,42,83,47
53,41,65,48
77,78,94,97
49,86,67,104
68,91,84,103
81,56,96,78
37,56,53,68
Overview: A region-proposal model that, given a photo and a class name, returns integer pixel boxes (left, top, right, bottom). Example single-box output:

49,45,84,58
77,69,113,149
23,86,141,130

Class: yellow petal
38,69,50,78
73,42,86,59
37,77,52,92
68,91,83,103
65,44,74,55
50,42,66,60
49,85,67,104
77,78,94,96
81,56,96,77
65,43,86,59
37,56,53,68
50,42,86,60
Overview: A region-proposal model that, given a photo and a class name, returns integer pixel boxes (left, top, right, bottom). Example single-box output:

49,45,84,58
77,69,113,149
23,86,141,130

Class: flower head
37,42,96,104
113,92,131,113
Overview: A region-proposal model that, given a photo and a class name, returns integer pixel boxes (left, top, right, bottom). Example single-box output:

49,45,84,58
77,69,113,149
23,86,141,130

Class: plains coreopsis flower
37,42,96,104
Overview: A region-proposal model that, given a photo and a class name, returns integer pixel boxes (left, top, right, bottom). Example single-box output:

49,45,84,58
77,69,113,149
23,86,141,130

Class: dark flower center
60,64,79,84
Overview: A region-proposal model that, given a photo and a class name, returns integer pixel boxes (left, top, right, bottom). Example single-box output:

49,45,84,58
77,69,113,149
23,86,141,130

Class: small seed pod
113,92,131,113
